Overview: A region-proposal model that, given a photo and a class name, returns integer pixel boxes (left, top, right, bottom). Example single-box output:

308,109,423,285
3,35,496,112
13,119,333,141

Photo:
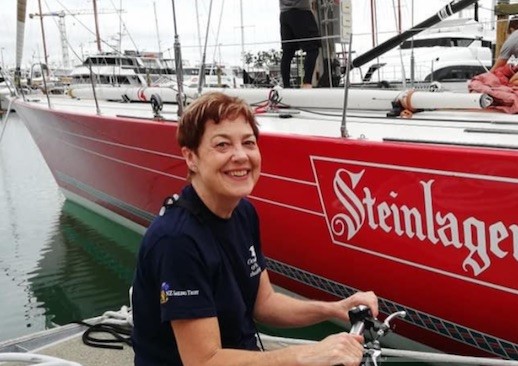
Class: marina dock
0,321,133,366
0,319,303,366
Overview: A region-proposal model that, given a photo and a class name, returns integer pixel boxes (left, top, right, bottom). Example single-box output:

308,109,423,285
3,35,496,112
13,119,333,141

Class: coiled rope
253,88,285,114
73,305,133,350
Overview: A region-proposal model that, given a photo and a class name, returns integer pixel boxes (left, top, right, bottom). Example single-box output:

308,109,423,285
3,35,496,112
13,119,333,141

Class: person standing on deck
131,91,379,366
490,16,518,86
279,0,321,88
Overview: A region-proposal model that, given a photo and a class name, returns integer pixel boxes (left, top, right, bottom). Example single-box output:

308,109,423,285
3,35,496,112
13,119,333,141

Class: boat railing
0,67,18,98
346,306,518,366
261,305,518,366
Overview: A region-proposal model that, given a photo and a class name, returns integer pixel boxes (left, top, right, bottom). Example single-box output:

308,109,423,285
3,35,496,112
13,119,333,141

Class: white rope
100,305,133,327
259,333,315,346
0,352,82,366
258,334,518,366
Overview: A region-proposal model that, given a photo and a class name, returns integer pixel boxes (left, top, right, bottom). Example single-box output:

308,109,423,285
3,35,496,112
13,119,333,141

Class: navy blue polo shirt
131,185,266,366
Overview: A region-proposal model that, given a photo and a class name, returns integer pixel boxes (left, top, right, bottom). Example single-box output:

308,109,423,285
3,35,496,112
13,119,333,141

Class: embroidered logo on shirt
160,282,200,304
247,245,261,277
160,282,171,304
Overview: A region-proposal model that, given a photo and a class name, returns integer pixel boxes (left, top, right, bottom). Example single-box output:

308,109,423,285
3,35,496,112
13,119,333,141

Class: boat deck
0,323,134,366
0,323,295,366
12,87,518,151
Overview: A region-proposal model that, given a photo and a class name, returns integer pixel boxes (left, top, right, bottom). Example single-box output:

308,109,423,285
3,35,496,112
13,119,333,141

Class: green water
0,114,139,342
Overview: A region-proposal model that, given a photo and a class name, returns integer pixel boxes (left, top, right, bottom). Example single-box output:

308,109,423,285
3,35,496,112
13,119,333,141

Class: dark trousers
280,9,321,88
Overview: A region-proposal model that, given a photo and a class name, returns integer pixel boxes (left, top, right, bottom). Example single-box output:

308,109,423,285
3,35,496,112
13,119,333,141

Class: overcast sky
0,0,497,70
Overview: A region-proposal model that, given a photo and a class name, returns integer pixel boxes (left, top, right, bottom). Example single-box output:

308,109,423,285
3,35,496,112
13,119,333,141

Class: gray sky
0,0,496,70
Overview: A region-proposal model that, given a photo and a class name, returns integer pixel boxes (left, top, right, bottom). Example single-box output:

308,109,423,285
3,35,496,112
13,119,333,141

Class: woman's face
184,114,261,211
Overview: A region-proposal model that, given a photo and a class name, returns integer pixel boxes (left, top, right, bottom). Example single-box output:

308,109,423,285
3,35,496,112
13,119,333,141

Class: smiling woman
177,92,261,217
130,91,378,366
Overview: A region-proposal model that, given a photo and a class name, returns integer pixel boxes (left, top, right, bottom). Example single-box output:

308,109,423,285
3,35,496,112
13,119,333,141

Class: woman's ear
181,147,197,172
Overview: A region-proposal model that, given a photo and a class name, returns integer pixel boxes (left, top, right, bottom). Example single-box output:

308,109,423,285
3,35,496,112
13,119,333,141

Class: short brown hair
509,16,518,33
177,92,259,153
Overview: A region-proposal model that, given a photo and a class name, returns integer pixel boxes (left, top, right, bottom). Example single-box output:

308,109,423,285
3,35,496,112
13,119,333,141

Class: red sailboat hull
14,100,518,360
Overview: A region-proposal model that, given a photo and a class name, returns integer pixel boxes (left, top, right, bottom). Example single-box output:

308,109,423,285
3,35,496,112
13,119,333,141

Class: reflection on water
0,114,140,342
29,200,140,326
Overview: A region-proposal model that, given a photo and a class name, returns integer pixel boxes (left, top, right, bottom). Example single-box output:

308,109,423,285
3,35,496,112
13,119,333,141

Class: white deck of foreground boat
0,323,296,366
0,323,134,366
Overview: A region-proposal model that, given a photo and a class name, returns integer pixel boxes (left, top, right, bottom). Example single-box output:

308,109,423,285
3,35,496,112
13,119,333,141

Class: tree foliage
242,49,282,69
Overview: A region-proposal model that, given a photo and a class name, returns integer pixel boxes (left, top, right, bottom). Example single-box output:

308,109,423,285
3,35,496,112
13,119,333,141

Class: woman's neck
191,181,237,219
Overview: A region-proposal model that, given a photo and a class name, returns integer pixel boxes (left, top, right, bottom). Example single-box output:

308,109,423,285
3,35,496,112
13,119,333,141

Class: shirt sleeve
154,234,217,322
499,32,518,60
500,40,513,60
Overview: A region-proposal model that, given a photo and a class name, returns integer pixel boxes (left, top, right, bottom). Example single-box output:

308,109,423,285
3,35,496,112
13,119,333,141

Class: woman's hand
296,332,364,366
334,291,379,322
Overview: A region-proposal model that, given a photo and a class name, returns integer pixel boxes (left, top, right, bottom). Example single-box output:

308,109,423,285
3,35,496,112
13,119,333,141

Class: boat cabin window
424,65,487,82
83,57,136,67
400,37,478,49
183,68,199,76
71,74,139,85
140,59,160,68
182,67,227,76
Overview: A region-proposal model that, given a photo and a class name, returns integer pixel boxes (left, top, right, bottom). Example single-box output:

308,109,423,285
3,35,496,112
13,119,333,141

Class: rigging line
197,0,214,94
212,0,226,65
195,0,203,60
197,0,229,63
107,0,140,53
391,0,407,88
164,16,469,53
162,34,340,54
160,5,494,53
162,21,457,54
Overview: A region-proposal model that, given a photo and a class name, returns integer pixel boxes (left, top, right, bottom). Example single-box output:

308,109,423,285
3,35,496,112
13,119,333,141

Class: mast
37,0,49,69
171,0,184,116
92,0,102,53
118,0,123,53
352,0,479,69
370,0,378,47
153,1,162,55
240,0,245,69
195,0,203,60
397,0,402,34
197,0,214,94
16,0,27,71
15,0,27,97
